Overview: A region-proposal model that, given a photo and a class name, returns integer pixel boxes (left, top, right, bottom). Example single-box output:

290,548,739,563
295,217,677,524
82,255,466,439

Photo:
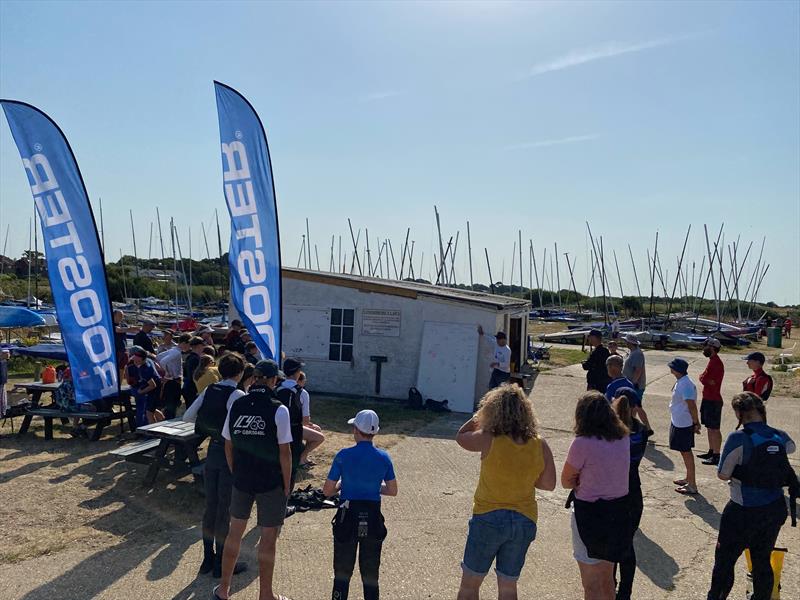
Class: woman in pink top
561,391,631,600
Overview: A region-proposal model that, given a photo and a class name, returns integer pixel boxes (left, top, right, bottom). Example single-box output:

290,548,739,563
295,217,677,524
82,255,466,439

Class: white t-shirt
484,334,511,373
221,396,292,444
299,388,311,418
670,375,697,428
156,346,184,379
182,379,244,423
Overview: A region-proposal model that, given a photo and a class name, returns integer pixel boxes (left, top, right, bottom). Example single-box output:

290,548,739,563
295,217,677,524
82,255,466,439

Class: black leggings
707,499,787,600
616,487,644,600
332,538,382,600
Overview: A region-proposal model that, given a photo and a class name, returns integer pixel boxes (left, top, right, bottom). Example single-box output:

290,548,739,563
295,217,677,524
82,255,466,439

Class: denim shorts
462,509,537,580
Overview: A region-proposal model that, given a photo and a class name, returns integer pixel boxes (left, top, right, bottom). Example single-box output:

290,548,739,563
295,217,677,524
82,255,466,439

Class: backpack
407,387,423,410
732,425,799,526
424,398,451,413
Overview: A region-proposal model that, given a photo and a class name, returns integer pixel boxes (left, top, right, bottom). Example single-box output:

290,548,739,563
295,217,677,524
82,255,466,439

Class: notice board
361,309,401,337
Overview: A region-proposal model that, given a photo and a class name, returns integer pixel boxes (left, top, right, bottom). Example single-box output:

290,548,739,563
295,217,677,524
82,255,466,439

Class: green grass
541,347,587,369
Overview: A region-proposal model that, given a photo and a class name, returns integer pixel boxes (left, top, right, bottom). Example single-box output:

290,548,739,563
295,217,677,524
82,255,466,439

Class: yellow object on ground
744,547,786,599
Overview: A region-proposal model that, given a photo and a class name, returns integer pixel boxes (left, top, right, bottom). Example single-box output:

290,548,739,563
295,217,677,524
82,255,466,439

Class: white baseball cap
348,409,380,435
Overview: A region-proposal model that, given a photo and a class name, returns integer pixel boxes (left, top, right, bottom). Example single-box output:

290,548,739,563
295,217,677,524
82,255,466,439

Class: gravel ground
0,348,798,599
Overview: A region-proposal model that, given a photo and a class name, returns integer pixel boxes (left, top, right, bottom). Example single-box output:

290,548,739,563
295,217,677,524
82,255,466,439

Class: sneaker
697,450,713,460
702,454,720,466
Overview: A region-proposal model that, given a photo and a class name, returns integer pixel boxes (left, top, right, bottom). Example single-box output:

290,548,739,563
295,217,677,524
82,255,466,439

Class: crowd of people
60,313,798,600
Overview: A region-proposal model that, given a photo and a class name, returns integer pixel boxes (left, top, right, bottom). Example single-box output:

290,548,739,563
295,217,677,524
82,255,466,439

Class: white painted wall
282,277,527,410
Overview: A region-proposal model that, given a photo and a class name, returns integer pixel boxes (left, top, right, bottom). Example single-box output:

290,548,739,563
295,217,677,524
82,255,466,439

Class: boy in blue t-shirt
323,410,398,600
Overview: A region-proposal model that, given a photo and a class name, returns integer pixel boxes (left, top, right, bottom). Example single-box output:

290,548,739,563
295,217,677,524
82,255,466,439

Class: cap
613,387,640,404
189,336,205,346
588,329,603,338
231,319,243,327
254,359,281,378
745,352,766,364
348,409,380,434
494,331,507,340
142,318,156,326
704,337,721,349
130,345,147,358
624,334,640,345
282,357,305,374
667,357,689,375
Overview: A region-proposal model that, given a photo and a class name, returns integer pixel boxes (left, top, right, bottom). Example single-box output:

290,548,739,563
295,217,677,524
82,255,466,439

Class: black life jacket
275,382,304,464
731,424,799,526
227,385,283,493
195,383,234,443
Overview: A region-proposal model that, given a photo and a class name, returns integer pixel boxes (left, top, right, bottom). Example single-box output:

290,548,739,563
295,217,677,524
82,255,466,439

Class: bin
767,327,783,348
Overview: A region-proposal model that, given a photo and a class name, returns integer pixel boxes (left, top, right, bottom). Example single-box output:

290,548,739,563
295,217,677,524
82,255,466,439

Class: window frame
329,308,355,362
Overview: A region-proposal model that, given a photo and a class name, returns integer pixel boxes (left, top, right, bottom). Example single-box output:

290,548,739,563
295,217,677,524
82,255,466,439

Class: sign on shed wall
362,309,401,337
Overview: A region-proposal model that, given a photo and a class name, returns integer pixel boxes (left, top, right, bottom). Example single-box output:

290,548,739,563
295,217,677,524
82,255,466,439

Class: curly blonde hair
475,384,538,441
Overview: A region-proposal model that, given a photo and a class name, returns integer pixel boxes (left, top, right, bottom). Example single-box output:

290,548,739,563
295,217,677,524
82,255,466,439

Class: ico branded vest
276,383,304,465
195,383,233,444
228,385,283,493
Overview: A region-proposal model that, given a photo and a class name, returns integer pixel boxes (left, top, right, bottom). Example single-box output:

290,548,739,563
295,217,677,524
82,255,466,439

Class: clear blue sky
1,1,798,305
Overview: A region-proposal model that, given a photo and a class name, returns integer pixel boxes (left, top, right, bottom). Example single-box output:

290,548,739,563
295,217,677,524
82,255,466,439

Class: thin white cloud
504,134,599,151
519,34,696,79
360,90,402,103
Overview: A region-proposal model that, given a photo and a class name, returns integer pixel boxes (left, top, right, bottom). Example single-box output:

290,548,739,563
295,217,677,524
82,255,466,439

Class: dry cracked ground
1,348,798,599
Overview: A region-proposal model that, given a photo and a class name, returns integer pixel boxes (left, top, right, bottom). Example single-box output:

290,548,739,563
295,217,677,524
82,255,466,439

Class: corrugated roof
283,267,529,311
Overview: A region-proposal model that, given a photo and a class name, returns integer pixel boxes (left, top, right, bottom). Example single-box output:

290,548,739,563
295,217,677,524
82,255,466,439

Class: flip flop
673,478,688,486
211,585,227,600
676,484,698,495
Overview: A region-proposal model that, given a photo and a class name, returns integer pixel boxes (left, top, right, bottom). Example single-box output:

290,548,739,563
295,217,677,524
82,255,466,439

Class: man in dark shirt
582,329,611,393
133,319,157,355
182,336,205,408
213,359,292,600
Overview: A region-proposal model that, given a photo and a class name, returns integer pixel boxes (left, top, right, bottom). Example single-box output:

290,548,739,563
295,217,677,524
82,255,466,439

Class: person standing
275,357,307,479
127,346,162,426
183,353,248,578
455,385,556,600
323,410,397,600
698,338,725,466
582,330,611,393
668,358,700,495
181,337,205,408
622,335,652,434
611,388,651,600
244,341,261,366
742,352,774,401
133,319,157,355
707,392,797,600
212,359,292,600
157,329,176,354
561,392,631,600
604,355,635,403
113,309,131,381
784,316,792,339
477,326,512,389
0,349,9,420
156,333,191,419
194,355,221,394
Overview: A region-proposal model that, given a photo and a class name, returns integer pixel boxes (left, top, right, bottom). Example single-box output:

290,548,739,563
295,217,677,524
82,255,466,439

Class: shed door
416,321,479,413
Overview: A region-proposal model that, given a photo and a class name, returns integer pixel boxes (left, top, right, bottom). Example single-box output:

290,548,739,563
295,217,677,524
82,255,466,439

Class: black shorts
669,424,695,452
700,400,722,429
229,485,287,528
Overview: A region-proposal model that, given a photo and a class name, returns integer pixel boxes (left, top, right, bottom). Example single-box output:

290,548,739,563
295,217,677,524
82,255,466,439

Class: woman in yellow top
193,354,221,394
455,384,556,600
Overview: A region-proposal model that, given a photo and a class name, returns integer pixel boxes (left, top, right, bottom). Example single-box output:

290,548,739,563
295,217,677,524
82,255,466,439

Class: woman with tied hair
708,392,797,600
193,354,221,394
456,384,556,600
561,391,631,600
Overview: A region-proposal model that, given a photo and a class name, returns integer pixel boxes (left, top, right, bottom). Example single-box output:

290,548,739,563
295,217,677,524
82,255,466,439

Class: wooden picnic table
136,419,205,487
16,383,137,441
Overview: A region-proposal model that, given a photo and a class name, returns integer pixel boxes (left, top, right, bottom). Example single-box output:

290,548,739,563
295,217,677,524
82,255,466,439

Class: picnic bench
15,383,136,441
125,419,205,487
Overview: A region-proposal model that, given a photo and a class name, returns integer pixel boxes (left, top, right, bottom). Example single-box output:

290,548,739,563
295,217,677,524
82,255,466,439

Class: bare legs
577,561,615,600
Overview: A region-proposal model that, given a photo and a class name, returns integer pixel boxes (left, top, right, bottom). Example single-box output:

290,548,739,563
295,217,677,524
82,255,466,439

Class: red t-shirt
699,353,724,402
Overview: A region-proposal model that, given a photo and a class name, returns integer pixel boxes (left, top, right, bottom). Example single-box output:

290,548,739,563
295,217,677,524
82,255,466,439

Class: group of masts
291,210,772,326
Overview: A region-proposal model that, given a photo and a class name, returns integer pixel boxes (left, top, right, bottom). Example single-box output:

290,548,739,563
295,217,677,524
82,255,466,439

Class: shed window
329,308,355,361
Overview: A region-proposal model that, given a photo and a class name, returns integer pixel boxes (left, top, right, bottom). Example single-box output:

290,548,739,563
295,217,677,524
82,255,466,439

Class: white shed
279,268,530,413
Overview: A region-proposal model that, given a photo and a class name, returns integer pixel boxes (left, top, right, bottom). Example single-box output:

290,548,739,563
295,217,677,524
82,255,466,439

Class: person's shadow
635,529,680,590
684,494,721,531
644,444,674,470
